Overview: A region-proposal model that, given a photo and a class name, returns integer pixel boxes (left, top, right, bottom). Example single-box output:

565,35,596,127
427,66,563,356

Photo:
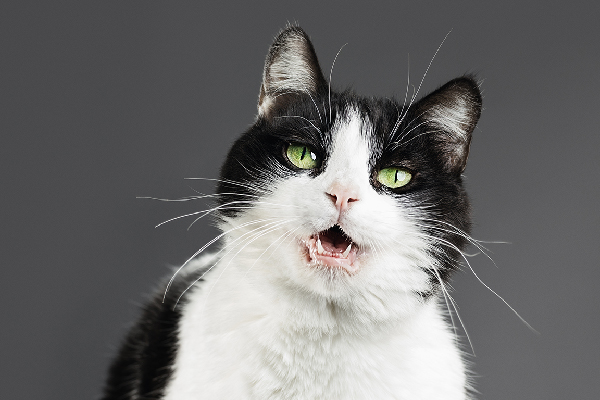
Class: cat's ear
415,76,482,173
258,26,327,117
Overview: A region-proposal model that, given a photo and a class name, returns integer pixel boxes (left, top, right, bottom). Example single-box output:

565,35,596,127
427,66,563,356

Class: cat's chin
302,225,360,275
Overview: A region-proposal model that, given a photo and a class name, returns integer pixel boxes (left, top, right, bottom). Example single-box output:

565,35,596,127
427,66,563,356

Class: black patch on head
218,94,476,286
217,28,481,288
104,26,483,399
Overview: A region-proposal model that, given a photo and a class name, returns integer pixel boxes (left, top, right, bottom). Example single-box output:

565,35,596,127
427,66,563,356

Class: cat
102,26,482,400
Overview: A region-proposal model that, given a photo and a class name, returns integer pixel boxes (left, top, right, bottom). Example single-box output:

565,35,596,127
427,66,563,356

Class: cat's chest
163,264,466,400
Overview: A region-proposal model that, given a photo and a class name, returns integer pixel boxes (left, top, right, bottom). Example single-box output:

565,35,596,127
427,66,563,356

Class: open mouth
305,225,359,274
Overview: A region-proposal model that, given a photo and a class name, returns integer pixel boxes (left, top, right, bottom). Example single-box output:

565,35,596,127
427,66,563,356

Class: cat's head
216,26,481,305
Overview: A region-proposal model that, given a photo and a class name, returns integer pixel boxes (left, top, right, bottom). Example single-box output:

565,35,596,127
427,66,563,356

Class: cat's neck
169,259,467,400
185,249,431,338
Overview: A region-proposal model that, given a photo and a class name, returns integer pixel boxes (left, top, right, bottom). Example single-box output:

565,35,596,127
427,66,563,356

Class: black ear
415,76,482,173
258,26,327,117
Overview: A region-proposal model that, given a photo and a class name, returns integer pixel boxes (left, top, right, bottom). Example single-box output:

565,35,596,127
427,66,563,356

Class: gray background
2,1,598,399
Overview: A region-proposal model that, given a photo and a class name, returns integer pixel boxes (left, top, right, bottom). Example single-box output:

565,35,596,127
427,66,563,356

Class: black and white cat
103,26,482,399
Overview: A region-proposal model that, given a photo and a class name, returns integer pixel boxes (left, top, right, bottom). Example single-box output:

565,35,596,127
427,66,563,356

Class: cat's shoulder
101,253,216,399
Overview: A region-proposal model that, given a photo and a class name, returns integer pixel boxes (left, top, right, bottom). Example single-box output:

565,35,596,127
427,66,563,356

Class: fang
342,243,352,258
317,238,325,254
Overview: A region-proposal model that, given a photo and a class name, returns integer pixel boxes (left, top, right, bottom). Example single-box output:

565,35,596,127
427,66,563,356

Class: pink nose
326,184,359,213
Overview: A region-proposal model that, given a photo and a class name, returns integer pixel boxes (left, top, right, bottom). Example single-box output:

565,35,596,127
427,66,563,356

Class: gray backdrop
2,1,598,399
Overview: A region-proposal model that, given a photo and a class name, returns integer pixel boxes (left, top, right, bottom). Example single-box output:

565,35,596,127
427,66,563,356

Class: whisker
412,230,538,334
274,115,322,134
243,225,301,278
430,261,474,353
197,219,296,311
162,217,280,301
399,55,411,129
410,30,452,104
390,54,411,139
137,192,262,202
328,43,347,124
184,177,267,195
393,119,429,147
384,234,473,352
416,218,504,268
392,130,441,149
285,84,325,125
306,91,324,125
415,222,493,257
173,218,296,309
392,31,451,135
154,200,301,230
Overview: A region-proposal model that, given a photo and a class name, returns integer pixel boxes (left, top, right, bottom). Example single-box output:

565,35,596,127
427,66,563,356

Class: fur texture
102,26,482,400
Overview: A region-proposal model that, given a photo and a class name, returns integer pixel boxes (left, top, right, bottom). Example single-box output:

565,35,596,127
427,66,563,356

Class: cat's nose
326,184,359,213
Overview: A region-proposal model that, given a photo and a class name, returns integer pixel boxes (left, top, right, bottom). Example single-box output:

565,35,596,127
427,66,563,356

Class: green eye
377,167,412,188
286,143,320,169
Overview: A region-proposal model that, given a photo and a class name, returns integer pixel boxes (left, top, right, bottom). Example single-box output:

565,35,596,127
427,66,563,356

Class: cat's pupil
300,146,307,160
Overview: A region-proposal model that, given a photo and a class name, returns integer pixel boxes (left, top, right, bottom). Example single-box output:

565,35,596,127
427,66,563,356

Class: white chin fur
163,111,468,399
210,110,434,300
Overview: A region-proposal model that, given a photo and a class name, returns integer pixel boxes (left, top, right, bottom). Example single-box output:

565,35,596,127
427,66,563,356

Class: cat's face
216,27,481,303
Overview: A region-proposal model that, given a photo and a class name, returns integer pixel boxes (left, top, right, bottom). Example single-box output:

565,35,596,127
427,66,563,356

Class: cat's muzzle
304,224,359,274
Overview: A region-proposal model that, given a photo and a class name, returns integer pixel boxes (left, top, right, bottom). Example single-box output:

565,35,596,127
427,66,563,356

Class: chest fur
164,260,468,400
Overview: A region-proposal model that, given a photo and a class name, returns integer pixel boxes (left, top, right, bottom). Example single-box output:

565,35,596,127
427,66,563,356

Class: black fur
103,26,481,398
218,27,481,288
219,91,480,286
101,270,206,400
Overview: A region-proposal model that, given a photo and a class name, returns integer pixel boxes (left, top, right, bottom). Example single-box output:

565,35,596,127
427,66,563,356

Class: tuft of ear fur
416,76,482,173
258,26,327,117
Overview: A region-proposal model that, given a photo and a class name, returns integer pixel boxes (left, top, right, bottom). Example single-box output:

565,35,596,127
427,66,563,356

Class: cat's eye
377,167,412,189
286,143,321,169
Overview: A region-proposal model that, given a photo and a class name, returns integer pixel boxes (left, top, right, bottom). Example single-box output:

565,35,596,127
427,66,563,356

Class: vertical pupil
394,170,398,183
300,146,307,161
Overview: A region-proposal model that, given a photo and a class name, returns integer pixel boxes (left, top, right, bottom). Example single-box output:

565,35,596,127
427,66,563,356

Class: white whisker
243,225,301,278
328,43,347,124
184,177,267,195
411,30,452,104
197,219,296,311
414,230,537,334
391,31,451,138
173,218,296,308
274,115,322,134
137,192,262,202
162,218,280,301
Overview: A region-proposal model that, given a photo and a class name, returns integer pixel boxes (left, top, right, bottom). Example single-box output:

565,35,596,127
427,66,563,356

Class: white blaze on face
321,109,373,205
295,111,373,273
258,109,378,242
316,110,406,247
223,107,432,297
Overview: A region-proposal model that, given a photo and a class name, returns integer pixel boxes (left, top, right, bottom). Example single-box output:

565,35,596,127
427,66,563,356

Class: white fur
164,111,468,399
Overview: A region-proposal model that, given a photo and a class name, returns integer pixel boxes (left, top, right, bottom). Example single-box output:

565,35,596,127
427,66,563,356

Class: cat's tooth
342,243,352,258
317,238,325,255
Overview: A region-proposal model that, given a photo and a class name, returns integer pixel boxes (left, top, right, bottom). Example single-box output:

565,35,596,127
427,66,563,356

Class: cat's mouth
304,225,359,274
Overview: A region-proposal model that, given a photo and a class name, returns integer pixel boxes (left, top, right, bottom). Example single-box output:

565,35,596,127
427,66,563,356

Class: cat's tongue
306,225,358,274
